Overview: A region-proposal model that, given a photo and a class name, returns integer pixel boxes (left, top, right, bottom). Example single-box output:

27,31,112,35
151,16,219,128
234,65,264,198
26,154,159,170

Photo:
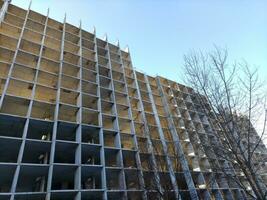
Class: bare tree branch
182,46,267,200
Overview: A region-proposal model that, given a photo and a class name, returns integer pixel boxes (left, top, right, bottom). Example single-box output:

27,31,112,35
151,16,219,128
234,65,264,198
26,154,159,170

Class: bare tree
144,143,176,200
182,46,267,199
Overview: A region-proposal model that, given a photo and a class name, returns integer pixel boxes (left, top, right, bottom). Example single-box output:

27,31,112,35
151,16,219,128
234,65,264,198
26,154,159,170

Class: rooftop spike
63,13,66,22
125,45,130,53
116,39,120,47
46,7,50,16
93,26,96,34
103,33,107,42
28,0,32,9
79,19,82,29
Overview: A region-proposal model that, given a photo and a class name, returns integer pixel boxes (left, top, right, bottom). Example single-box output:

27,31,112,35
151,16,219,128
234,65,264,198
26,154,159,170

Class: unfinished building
0,1,266,200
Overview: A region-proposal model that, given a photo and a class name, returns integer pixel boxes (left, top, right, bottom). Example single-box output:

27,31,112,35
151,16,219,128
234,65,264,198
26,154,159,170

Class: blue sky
12,0,267,84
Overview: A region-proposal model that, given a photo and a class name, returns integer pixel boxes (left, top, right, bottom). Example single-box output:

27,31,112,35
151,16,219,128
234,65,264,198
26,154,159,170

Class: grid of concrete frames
0,1,266,200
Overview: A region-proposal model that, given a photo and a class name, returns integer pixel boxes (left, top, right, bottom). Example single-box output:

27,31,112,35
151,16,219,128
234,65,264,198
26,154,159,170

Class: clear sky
11,0,267,84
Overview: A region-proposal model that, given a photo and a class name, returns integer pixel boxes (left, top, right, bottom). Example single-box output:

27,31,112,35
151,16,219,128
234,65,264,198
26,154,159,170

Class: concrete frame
0,1,266,200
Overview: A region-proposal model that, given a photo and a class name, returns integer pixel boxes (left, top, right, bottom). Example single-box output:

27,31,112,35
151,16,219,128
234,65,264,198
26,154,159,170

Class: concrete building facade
0,1,266,200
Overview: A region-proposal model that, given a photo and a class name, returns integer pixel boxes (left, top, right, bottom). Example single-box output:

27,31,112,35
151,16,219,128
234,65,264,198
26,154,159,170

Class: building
0,1,266,200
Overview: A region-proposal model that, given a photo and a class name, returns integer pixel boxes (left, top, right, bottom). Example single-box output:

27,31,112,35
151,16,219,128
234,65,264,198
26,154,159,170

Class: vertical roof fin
103,33,107,42
125,45,130,53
